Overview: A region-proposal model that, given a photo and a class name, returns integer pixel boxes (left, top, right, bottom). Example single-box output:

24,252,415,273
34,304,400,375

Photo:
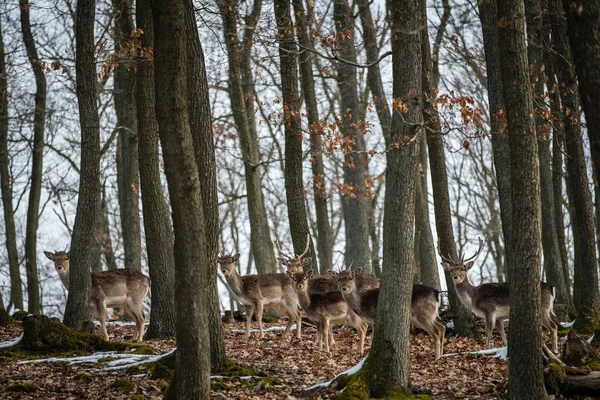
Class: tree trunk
497,0,547,396
273,0,317,266
63,0,100,331
478,0,514,281
151,0,210,397
553,0,600,328
112,0,141,272
0,17,23,311
217,0,276,274
136,0,175,340
333,0,371,272
183,0,227,370
292,0,333,274
362,0,422,395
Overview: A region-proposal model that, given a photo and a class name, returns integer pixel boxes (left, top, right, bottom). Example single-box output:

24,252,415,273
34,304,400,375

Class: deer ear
301,257,312,266
44,251,55,261
441,262,453,271
306,269,314,278
285,270,294,279
277,257,288,265
66,251,70,260
328,270,338,279
464,261,475,271
232,254,240,263
352,267,363,278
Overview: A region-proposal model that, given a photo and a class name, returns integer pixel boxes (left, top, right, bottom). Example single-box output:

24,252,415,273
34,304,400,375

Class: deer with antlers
44,251,150,342
438,238,558,352
218,253,302,340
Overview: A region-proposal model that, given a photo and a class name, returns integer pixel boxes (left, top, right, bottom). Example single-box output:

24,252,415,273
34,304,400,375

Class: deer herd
43,234,559,359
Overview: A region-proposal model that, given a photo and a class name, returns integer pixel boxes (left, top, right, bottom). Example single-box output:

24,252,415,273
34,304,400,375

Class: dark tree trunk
497,0,547,396
136,0,175,340
20,0,46,315
423,8,477,337
362,0,422,395
151,0,210,397
479,0,514,281
63,0,100,331
274,0,317,265
292,0,333,274
553,0,600,327
98,186,118,271
0,17,23,311
183,0,227,370
217,0,276,274
113,0,141,272
333,0,371,272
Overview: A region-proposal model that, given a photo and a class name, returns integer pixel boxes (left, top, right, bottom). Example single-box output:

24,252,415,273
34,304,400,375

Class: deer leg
414,314,441,359
358,322,367,355
485,313,497,349
256,302,265,339
244,305,255,339
95,300,109,341
329,323,335,346
495,319,507,347
295,307,302,339
542,311,558,353
435,320,446,358
323,318,331,353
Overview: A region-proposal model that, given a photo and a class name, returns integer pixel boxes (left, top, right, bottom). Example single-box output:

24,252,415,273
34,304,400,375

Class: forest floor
0,319,584,399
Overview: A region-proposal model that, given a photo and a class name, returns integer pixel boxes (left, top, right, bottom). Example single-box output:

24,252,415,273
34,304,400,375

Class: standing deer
44,251,150,342
218,253,302,340
438,238,558,352
333,268,446,359
287,270,367,353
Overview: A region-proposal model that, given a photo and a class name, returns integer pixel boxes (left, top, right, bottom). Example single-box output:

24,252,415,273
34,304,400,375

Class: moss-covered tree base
0,309,14,327
329,369,431,400
573,311,600,335
545,362,600,396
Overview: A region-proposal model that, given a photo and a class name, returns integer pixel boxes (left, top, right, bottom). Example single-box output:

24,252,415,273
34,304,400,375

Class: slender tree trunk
136,0,175,340
112,0,141,271
151,0,210,397
292,0,333,274
63,0,100,330
0,17,23,311
274,0,317,264
497,0,547,396
183,0,227,370
333,0,371,272
362,0,422,395
217,0,276,273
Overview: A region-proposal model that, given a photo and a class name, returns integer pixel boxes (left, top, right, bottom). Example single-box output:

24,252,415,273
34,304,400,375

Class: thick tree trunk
63,0,100,331
362,0,422,395
292,0,333,274
415,158,440,289
479,0,513,281
0,17,23,311
92,186,119,272
217,0,276,274
151,0,210,397
273,0,317,265
333,0,371,272
553,0,600,327
112,0,141,272
136,0,175,340
183,0,227,370
497,0,547,397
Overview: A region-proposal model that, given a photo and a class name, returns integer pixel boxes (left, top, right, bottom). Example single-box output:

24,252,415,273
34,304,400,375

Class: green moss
0,348,88,361
586,358,600,371
128,394,146,400
110,379,136,394
573,312,600,335
211,380,229,391
217,360,265,377
150,363,174,380
556,326,570,337
11,310,28,321
5,383,37,393
131,345,155,355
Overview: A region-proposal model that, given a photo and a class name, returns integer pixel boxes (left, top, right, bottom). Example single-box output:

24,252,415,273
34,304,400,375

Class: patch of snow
18,351,148,366
446,321,454,329
444,346,508,360
93,321,150,326
210,376,265,380
561,320,575,328
0,334,23,350
304,356,367,391
588,335,595,344
104,348,176,370
231,324,297,334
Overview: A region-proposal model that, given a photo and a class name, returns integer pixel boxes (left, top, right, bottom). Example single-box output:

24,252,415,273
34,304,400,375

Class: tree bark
217,0,277,274
63,0,100,331
183,0,227,370
113,0,141,272
362,0,422,395
136,0,175,340
151,0,210,397
497,0,547,396
0,16,23,311
333,0,371,272
292,0,333,274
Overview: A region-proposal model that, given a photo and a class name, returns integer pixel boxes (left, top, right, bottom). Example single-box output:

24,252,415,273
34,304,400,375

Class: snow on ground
444,346,508,360
304,356,367,391
231,324,297,333
560,320,575,328
0,333,23,350
93,321,150,326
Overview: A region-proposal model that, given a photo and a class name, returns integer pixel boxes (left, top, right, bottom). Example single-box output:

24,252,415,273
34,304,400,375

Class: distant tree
0,16,23,312
151,0,210,397
63,0,101,330
497,0,547,396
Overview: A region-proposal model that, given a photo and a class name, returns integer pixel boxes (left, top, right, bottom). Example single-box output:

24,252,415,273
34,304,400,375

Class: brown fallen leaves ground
0,320,575,399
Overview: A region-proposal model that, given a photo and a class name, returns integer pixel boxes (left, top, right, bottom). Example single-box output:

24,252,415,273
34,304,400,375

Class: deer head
275,234,312,273
286,269,314,291
331,267,362,294
217,253,240,277
44,250,71,288
438,238,484,284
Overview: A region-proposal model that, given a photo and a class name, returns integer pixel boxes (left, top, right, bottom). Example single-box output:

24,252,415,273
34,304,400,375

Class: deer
287,270,367,354
44,250,150,342
217,253,302,340
333,268,446,359
438,238,558,352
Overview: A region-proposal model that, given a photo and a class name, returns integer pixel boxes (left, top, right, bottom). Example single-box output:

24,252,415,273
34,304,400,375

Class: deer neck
454,276,477,309
224,272,244,299
58,271,70,290
341,289,361,312
295,289,311,311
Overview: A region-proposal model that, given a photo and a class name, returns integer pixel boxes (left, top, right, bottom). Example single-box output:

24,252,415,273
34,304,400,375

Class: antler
275,238,293,260
275,233,311,260
462,237,484,263
437,241,457,264
297,233,311,258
